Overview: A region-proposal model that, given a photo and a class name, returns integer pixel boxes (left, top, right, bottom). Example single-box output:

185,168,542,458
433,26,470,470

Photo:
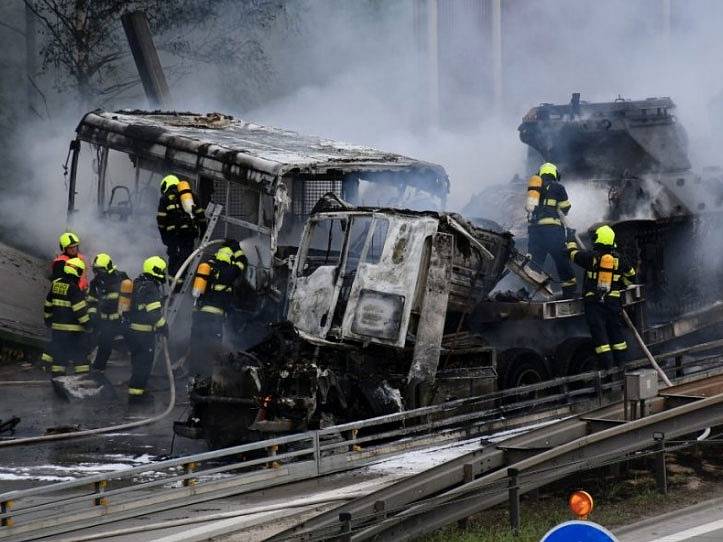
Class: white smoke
5,0,723,259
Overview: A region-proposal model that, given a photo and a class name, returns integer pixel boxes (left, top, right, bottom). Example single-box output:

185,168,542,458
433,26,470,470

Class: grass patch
421,448,723,542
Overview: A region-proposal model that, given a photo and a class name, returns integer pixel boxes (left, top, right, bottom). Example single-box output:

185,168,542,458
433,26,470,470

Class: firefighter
42,257,92,376
223,238,248,274
527,162,577,297
87,253,129,372
127,256,168,400
52,232,89,290
567,224,637,372
156,175,207,276
189,246,243,376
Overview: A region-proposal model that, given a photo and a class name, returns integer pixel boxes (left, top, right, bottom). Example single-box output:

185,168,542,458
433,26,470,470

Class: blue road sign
540,520,619,542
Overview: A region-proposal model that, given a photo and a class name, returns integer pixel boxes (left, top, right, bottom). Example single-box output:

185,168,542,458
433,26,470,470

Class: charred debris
62,101,723,449
519,93,723,321
178,197,551,447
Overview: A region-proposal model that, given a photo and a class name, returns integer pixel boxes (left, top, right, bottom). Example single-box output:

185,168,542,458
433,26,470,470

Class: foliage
24,0,286,107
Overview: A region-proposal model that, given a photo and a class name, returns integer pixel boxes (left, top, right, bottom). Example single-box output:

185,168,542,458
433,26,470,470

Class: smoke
5,0,723,262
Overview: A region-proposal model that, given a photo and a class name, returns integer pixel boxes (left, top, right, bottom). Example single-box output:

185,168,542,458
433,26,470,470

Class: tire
567,344,597,375
498,349,550,390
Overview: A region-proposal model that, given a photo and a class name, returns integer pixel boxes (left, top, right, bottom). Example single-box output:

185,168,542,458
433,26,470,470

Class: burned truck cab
179,199,551,447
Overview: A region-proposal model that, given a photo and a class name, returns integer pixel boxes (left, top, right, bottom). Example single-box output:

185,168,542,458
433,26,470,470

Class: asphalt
0,356,206,492
616,496,723,542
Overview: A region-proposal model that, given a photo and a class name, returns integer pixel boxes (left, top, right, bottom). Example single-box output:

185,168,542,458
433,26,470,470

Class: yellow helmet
593,225,615,246
92,253,113,271
58,232,80,251
143,256,167,279
538,162,559,179
214,246,233,264
160,174,180,193
63,257,86,277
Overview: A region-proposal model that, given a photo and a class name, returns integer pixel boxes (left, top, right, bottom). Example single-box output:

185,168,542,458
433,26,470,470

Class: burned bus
66,109,450,333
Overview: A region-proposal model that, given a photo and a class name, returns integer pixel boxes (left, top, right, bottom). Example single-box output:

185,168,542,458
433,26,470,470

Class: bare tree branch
0,20,25,37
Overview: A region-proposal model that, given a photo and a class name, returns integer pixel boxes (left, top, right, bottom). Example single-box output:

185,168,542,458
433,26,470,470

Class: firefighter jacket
44,276,91,332
128,275,167,333
195,258,242,316
88,269,129,322
529,179,571,226
156,188,207,242
567,243,636,304
230,247,248,274
52,253,89,290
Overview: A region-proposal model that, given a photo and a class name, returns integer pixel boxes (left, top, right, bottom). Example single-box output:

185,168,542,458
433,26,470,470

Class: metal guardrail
279,368,723,542
0,368,625,542
2,346,723,541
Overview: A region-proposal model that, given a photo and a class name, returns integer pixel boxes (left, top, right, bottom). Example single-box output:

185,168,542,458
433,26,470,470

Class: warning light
569,490,594,520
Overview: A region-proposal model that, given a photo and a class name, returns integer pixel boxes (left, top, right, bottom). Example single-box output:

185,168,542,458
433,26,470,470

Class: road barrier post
183,462,198,486
339,512,352,542
93,480,108,506
1,500,13,527
374,500,387,521
508,468,520,535
675,355,684,379
654,432,668,495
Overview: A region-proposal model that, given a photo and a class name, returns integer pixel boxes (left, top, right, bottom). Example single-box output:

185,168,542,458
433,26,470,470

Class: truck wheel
498,350,550,390
567,344,597,375
571,354,598,375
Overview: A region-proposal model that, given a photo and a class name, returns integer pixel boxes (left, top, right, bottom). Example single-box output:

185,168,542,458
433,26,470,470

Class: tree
23,0,286,108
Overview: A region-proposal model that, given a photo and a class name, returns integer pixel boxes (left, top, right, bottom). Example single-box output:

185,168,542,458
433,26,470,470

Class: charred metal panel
519,94,690,178
407,232,454,408
287,216,348,338
287,265,340,337
76,111,450,197
341,214,440,347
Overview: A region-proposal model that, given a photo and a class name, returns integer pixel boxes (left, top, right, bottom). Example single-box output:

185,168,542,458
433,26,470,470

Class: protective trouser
127,331,156,396
42,330,90,375
165,234,196,276
189,311,223,377
92,320,124,371
528,225,577,296
584,300,628,372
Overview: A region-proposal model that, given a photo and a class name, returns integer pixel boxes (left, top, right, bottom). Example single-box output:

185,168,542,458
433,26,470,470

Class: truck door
341,214,439,348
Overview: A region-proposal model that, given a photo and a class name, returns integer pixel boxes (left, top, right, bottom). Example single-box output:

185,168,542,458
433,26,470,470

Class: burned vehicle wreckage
516,93,723,322
176,96,723,448
179,199,552,447
65,106,723,449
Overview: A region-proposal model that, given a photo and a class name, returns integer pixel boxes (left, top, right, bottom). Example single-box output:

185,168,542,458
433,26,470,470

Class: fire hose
163,239,225,370
0,242,224,447
622,309,673,387
0,337,174,448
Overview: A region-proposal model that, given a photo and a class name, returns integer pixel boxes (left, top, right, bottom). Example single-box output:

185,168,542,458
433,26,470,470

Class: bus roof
76,110,449,196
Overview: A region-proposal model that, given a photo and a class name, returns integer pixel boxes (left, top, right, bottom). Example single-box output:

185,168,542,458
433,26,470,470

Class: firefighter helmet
160,174,180,193
143,256,167,280
58,232,80,251
538,162,559,179
92,253,113,271
214,246,233,264
63,257,86,277
593,225,615,246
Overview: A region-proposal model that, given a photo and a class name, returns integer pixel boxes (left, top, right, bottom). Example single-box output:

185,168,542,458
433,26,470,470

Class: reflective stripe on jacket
128,275,166,333
88,269,129,321
44,277,89,332
568,245,636,302
530,179,570,226
52,253,89,290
